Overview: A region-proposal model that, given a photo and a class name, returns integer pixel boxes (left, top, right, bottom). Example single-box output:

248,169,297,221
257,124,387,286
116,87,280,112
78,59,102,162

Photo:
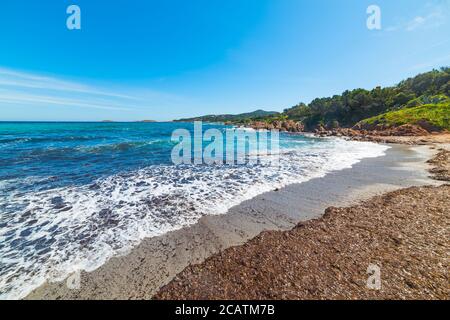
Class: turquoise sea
0,122,388,298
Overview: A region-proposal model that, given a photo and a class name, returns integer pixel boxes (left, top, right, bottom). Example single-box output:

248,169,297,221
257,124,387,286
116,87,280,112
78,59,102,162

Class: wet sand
156,147,450,300
26,144,442,299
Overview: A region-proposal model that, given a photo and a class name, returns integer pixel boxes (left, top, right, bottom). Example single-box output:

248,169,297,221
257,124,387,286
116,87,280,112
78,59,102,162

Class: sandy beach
155,145,449,300
156,183,449,299
26,141,446,300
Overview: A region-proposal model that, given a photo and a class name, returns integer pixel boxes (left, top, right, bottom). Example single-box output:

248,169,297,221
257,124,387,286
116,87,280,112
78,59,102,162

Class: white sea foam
0,138,388,299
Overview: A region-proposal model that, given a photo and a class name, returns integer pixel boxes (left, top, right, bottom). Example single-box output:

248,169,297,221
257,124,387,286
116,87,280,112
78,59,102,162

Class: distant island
136,120,157,123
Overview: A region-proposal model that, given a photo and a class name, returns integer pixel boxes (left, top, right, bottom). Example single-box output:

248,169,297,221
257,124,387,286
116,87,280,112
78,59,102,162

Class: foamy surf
0,134,388,299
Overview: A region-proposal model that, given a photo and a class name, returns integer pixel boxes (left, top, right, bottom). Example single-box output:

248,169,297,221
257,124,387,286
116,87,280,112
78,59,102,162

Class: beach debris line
155,185,449,300
427,149,450,181
156,147,450,300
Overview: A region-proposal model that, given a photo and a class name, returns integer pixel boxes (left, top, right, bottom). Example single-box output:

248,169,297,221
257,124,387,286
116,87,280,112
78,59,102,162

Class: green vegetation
174,67,450,131
175,109,279,123
282,67,449,130
360,102,450,131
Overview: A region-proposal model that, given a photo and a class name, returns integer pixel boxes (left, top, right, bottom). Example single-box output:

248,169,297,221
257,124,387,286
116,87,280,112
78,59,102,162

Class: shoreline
157,183,449,299
25,142,444,300
155,146,449,299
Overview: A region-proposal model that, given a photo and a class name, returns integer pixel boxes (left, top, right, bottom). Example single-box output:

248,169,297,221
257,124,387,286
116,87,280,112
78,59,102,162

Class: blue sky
0,0,449,121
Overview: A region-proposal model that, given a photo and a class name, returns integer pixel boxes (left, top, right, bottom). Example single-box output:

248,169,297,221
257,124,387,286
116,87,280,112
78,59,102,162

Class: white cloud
0,90,132,111
0,67,186,117
0,67,138,101
409,54,450,71
386,3,447,32
405,16,427,31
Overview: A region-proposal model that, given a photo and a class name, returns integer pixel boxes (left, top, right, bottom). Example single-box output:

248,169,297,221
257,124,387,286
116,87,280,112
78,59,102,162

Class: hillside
174,109,279,123
281,67,449,131
173,68,449,133
358,102,450,131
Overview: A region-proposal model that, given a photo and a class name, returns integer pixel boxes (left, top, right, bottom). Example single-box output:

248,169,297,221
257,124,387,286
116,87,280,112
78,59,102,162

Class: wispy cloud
0,90,132,111
0,67,139,103
386,3,448,32
0,67,186,118
409,54,450,71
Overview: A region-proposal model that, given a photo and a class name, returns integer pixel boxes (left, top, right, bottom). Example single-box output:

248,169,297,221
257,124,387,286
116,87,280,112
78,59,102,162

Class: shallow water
0,122,388,299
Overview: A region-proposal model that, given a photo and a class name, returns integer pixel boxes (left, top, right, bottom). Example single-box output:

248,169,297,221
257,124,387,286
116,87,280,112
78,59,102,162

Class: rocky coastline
243,120,450,145
242,120,305,132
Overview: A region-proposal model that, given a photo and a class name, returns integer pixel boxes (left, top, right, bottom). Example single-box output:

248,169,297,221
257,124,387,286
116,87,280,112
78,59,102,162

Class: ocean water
0,122,388,299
